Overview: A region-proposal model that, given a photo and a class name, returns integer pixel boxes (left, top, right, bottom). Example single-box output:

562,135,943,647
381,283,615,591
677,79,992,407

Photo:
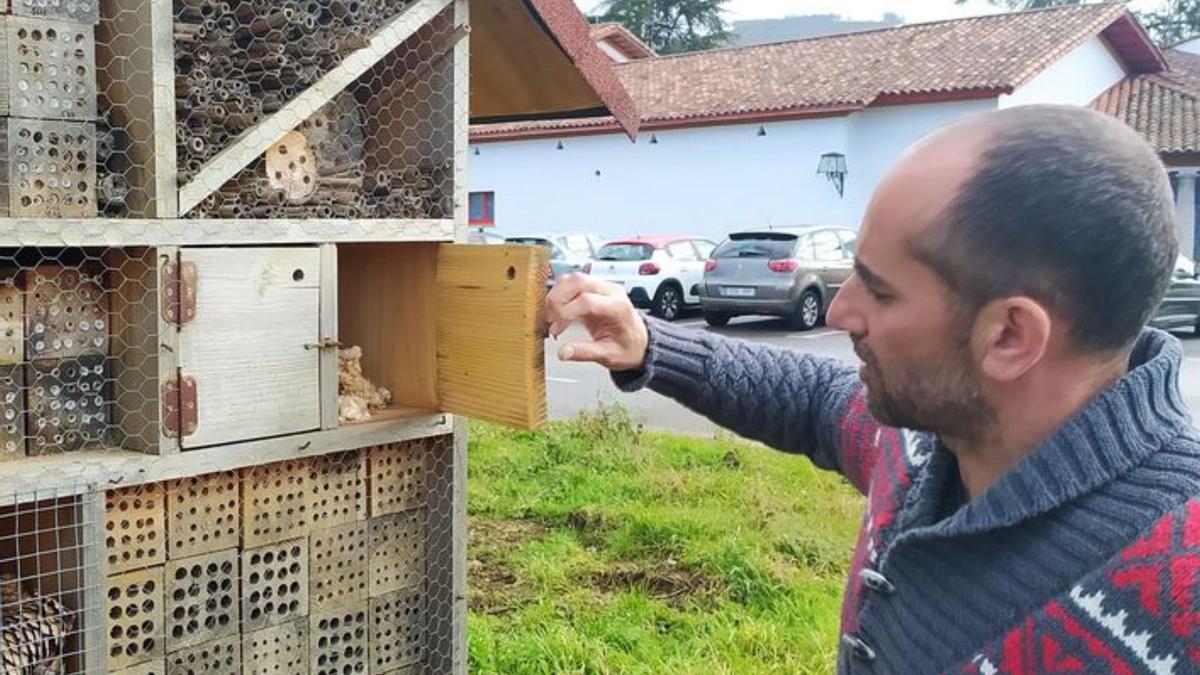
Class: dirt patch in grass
468,518,549,615
591,563,717,608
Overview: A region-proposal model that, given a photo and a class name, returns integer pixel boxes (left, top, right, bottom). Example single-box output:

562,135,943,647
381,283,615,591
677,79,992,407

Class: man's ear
973,297,1051,382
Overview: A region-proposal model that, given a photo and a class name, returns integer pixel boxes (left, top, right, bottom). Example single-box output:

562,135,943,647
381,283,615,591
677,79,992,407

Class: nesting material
337,345,390,423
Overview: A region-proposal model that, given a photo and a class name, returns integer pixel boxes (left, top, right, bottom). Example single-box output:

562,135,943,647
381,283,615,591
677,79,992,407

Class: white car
584,236,717,320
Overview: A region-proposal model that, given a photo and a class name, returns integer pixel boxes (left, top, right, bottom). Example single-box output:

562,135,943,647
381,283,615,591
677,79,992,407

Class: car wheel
652,284,683,321
789,289,821,331
704,311,731,327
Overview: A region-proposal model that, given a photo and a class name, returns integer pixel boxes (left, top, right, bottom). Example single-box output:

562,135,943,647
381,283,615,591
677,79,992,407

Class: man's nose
827,276,864,335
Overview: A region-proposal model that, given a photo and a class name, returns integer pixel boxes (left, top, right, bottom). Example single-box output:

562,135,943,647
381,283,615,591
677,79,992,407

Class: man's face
827,127,995,439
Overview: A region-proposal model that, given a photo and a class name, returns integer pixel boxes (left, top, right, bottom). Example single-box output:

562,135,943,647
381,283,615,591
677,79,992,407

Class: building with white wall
468,4,1170,246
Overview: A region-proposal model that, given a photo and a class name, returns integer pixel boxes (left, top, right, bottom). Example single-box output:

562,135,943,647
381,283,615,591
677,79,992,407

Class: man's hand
546,273,649,371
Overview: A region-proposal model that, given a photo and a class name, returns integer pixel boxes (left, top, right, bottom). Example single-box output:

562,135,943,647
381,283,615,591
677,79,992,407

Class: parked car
698,226,856,330
505,232,601,287
1149,254,1200,334
467,228,507,245
584,236,717,320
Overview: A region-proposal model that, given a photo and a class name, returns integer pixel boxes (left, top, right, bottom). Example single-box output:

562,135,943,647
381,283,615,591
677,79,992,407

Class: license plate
721,286,756,297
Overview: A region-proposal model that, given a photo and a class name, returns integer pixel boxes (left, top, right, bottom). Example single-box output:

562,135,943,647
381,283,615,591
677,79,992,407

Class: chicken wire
1,434,460,673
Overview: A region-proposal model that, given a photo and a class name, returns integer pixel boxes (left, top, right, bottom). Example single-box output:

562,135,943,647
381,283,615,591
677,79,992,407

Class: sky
575,0,1166,25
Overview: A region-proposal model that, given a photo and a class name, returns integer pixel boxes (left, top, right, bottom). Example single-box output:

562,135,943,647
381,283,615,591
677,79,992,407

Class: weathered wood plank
319,244,339,431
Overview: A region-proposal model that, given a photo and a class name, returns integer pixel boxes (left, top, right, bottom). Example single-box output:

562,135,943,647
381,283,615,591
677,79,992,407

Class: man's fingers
558,340,619,367
547,274,623,321
548,289,628,337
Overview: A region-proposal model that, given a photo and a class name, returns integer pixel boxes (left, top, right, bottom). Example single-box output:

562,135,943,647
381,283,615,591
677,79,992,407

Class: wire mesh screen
0,246,160,460
0,487,101,674
173,1,458,220
1,434,456,673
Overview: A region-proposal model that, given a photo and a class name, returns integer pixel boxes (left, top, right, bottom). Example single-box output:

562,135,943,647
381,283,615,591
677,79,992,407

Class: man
546,105,1200,673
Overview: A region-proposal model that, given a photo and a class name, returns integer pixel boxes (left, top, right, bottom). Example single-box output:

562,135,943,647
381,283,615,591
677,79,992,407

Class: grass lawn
466,405,865,674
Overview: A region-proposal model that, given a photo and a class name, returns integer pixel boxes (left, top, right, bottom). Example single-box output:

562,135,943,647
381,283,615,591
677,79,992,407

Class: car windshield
596,244,654,261
714,233,797,259
505,237,552,247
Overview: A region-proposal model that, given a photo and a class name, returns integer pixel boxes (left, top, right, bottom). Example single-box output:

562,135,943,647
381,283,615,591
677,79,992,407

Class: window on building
469,191,495,226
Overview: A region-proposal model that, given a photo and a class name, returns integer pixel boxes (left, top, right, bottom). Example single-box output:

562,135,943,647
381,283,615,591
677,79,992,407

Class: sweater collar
895,327,1194,542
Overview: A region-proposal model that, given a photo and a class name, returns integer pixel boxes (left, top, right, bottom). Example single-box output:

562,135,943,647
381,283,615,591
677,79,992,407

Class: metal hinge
162,376,198,439
161,260,197,326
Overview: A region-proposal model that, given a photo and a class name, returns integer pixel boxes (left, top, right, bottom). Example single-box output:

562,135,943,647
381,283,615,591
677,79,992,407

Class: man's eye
869,288,893,303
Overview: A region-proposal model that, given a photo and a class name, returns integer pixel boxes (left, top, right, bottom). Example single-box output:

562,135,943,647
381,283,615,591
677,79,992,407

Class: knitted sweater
612,318,1200,674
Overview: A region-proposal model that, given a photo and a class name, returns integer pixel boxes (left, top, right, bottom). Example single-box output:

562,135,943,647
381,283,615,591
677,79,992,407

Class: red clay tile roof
1092,49,1200,153
474,3,1163,140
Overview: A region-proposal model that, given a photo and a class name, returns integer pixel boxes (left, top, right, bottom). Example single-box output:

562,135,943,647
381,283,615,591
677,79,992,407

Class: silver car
505,232,606,288
698,227,857,330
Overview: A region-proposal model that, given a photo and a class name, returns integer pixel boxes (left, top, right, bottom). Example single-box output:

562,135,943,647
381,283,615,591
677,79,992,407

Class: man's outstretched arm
547,274,878,493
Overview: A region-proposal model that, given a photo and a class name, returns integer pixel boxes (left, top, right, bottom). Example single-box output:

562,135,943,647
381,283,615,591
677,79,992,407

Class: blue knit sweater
613,318,1200,674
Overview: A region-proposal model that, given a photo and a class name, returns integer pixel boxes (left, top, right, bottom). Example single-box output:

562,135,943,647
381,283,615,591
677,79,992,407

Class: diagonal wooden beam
177,0,454,216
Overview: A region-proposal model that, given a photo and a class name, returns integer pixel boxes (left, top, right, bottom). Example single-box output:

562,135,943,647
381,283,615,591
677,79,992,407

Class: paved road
546,312,1200,436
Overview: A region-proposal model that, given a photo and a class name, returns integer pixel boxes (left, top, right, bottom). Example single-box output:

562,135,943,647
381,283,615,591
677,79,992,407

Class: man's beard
853,332,994,441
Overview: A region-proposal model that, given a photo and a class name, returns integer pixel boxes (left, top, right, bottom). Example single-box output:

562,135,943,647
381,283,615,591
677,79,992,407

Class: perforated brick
241,538,308,632
165,548,239,652
368,438,434,517
166,634,240,675
166,471,240,559
0,364,23,460
106,567,165,671
9,0,100,24
369,587,424,673
309,607,367,675
24,264,107,360
309,521,367,612
242,620,308,675
242,459,310,548
27,353,109,454
0,16,97,119
0,118,96,216
308,450,366,529
106,483,166,574
368,509,425,598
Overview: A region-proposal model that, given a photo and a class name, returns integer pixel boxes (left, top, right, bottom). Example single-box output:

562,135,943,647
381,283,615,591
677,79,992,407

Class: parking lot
546,313,1200,435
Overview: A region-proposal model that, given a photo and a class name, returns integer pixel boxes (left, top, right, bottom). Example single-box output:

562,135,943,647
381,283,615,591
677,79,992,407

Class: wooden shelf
344,404,440,426
0,412,454,503
0,217,454,246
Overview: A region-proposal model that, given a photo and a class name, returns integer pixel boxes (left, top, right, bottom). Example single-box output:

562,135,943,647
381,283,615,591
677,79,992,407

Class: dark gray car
698,226,856,330
1150,255,1200,334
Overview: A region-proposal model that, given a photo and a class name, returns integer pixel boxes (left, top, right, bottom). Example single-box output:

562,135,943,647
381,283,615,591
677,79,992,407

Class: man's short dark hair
911,104,1178,353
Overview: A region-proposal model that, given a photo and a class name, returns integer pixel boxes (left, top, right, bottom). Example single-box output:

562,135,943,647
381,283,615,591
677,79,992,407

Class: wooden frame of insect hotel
0,0,637,672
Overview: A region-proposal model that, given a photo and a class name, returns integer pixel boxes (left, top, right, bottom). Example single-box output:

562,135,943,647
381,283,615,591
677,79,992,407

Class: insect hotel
0,0,637,671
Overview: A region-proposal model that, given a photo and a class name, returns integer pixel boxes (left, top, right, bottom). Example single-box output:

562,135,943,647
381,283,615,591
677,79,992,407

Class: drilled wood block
25,264,108,360
368,509,425,598
110,660,166,675
0,16,96,119
27,354,109,454
242,620,308,675
106,483,166,574
310,521,367,612
166,634,240,675
309,606,367,675
0,364,22,460
368,438,434,517
7,0,99,24
0,118,96,216
106,567,165,671
0,274,22,365
308,450,366,530
166,472,240,560
369,588,425,673
241,538,308,632
164,549,239,653
242,459,311,548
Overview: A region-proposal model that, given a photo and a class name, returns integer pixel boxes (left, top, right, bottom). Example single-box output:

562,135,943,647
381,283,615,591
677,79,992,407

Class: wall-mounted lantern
817,152,847,198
